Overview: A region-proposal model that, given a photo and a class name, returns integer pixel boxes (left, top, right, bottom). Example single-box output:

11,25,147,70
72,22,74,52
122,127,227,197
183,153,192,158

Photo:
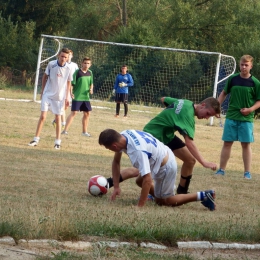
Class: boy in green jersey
104,97,220,195
143,97,220,194
62,57,93,137
215,55,260,179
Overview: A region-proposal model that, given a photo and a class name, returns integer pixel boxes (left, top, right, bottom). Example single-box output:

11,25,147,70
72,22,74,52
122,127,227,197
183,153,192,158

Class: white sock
55,139,61,145
33,137,40,142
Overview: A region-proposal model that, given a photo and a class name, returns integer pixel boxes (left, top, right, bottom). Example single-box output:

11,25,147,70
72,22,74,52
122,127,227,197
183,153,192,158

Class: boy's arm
218,90,228,105
184,135,217,170
110,152,122,201
41,73,48,98
137,173,152,207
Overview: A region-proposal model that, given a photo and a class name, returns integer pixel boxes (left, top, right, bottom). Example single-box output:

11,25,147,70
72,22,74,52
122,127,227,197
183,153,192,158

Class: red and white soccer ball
87,175,109,196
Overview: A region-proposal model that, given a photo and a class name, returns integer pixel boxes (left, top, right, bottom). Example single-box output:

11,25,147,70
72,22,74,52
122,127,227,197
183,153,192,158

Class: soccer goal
34,34,236,123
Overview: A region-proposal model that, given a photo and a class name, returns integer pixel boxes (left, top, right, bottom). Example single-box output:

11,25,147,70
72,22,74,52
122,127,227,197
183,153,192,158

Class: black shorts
71,101,92,112
115,93,128,103
166,135,186,151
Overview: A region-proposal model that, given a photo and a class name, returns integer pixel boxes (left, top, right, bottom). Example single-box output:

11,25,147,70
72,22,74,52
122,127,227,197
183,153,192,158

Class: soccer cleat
54,144,60,150
52,119,56,128
114,115,119,118
201,190,215,211
61,130,68,135
215,168,225,176
28,140,38,146
82,132,91,137
244,172,252,179
123,115,127,118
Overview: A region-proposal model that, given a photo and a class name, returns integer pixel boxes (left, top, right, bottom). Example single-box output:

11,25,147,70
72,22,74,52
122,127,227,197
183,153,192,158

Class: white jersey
121,130,168,178
43,60,73,101
68,61,79,75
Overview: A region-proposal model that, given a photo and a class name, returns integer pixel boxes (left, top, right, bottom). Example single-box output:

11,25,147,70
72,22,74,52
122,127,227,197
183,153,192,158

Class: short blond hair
240,55,254,64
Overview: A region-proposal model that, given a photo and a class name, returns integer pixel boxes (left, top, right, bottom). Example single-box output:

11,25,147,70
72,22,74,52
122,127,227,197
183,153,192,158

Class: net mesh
35,35,236,107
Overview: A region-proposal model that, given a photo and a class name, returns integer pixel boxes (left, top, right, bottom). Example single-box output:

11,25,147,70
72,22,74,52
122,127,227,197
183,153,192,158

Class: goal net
34,35,236,115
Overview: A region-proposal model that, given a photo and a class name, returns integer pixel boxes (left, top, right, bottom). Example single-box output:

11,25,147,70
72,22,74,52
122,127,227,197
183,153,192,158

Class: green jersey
224,73,260,122
143,97,195,144
72,69,93,101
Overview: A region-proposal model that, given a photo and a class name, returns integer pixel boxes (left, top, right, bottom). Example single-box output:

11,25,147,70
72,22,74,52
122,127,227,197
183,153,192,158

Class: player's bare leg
219,141,233,170
107,167,139,188
35,111,47,137
241,142,251,172
54,114,61,140
82,111,91,133
173,147,196,194
63,111,77,132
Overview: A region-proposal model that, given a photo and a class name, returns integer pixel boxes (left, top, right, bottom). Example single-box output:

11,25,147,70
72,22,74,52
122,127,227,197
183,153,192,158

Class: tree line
1,0,260,80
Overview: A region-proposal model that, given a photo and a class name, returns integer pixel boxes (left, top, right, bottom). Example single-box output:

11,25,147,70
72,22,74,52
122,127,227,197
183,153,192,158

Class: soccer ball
87,175,109,196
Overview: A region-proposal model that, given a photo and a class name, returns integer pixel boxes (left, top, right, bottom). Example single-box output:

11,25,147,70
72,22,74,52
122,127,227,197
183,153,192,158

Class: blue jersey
114,73,134,94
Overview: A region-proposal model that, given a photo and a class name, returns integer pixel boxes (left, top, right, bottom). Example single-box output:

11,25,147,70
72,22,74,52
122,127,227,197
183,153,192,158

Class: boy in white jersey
99,129,216,210
28,48,73,149
52,49,79,128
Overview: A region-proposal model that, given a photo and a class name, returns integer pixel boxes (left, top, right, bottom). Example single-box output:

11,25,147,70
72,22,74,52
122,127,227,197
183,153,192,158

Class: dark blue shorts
71,101,92,112
115,93,128,103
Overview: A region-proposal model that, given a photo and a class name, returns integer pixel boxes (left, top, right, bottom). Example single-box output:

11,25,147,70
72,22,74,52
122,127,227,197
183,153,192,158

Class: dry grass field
0,89,260,259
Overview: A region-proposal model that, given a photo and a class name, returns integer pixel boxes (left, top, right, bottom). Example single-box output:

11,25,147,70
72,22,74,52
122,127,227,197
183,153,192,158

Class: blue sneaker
244,172,252,179
201,190,215,211
147,194,154,201
138,194,154,202
215,169,225,176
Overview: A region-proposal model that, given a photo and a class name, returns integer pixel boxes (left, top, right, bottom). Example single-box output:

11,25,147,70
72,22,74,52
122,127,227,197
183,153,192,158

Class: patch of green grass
0,91,260,249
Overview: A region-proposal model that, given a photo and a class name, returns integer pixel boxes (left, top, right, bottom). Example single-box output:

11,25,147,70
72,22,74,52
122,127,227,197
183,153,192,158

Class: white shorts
41,95,65,115
153,149,177,199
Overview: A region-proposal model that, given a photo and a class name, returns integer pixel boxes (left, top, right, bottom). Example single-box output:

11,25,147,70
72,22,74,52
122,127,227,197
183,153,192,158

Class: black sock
107,174,123,188
177,184,188,194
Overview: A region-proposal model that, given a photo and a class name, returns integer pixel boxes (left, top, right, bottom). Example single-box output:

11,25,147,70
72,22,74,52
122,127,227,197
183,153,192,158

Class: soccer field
0,95,260,246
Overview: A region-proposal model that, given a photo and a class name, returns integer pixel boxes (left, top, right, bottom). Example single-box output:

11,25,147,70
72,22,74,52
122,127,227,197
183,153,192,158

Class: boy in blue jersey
113,65,134,118
215,55,260,179
99,128,216,210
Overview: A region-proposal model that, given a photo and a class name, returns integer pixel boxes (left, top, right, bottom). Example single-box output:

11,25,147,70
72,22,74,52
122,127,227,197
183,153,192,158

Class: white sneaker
82,132,91,137
28,140,38,146
61,130,68,135
54,144,60,149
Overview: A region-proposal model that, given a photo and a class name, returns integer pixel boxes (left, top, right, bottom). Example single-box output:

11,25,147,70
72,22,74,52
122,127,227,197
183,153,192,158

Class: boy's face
240,60,252,76
58,52,69,66
196,104,218,119
82,60,91,70
121,66,127,74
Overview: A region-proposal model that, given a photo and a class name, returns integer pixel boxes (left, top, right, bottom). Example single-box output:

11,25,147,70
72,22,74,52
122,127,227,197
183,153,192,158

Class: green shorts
222,119,254,143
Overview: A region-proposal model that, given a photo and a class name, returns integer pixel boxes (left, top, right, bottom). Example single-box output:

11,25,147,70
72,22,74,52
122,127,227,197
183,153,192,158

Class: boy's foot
138,194,154,202
244,172,252,179
54,144,60,150
61,130,68,135
82,132,91,137
114,115,119,118
215,168,225,176
123,115,127,118
201,190,215,211
147,194,154,201
52,120,56,128
28,140,38,147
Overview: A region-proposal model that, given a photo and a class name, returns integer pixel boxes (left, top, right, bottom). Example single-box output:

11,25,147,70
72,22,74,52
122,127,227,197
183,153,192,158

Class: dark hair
83,57,91,62
99,129,121,146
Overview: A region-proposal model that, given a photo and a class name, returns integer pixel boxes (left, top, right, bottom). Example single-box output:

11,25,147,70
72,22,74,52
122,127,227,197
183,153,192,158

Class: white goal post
34,34,236,124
